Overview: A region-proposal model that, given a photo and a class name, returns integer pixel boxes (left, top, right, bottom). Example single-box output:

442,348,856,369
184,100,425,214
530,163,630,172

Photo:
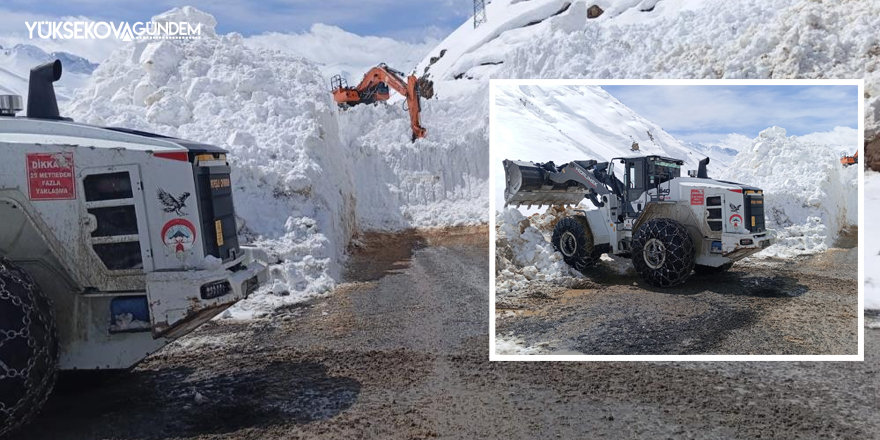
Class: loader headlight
201,280,232,300
740,239,753,246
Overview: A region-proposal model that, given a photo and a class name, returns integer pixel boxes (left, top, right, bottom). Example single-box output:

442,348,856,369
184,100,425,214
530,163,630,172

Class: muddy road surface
17,227,879,439
497,245,859,355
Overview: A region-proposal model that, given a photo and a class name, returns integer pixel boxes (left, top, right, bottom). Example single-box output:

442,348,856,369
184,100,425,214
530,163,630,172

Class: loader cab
615,156,683,216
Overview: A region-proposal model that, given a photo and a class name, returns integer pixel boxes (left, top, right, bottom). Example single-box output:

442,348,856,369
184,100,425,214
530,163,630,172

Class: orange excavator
331,63,434,141
840,150,858,166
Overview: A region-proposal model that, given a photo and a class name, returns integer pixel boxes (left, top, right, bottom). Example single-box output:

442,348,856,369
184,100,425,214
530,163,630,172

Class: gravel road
496,245,859,355
15,227,878,440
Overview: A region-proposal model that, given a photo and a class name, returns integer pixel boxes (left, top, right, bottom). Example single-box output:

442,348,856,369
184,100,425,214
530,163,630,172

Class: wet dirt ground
497,244,859,355
15,226,879,439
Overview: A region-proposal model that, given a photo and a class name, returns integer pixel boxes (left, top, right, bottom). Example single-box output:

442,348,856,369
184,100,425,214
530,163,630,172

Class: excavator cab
840,150,858,166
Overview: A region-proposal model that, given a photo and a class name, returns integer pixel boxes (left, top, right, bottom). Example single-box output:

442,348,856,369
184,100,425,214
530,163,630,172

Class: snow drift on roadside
65,7,357,318
720,126,857,257
495,207,574,293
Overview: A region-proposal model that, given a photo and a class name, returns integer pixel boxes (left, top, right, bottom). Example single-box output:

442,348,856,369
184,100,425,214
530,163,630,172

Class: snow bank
495,207,577,293
66,7,357,318
720,127,857,257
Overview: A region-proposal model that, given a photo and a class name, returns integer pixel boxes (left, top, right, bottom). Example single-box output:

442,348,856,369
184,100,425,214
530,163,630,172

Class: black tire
631,218,695,287
0,258,58,438
693,262,734,274
551,216,603,271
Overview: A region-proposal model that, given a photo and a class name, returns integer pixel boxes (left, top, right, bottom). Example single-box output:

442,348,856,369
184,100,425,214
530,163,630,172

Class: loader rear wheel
0,258,58,438
694,262,734,274
631,218,695,287
552,216,602,271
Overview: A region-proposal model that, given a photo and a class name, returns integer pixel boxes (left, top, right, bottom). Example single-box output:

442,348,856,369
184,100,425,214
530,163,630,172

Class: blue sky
0,0,469,41
602,85,859,145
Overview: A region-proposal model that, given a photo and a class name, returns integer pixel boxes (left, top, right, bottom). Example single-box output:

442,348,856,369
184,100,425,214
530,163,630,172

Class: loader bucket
503,159,587,208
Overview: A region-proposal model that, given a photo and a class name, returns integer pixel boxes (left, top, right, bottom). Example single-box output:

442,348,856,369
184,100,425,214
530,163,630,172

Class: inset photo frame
489,79,864,361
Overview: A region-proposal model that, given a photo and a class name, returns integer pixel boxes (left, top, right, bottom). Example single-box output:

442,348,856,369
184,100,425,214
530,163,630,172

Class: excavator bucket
503,159,587,208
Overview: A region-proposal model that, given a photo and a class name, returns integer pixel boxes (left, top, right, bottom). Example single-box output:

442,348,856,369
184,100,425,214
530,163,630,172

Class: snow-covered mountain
683,142,738,162
0,44,97,106
493,84,734,211
416,0,879,140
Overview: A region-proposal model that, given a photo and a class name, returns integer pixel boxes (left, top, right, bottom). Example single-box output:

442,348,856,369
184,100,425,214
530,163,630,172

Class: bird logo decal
729,203,741,213
157,188,191,216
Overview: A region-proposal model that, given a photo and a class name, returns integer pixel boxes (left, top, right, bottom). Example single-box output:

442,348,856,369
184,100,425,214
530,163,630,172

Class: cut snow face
719,126,858,257
417,0,880,141
338,80,489,230
493,84,729,212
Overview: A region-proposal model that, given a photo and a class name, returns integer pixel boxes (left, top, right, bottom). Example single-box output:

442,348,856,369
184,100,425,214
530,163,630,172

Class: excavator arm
331,63,432,141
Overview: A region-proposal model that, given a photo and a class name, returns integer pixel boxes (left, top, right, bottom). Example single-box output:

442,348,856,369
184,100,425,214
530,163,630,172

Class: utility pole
474,0,487,28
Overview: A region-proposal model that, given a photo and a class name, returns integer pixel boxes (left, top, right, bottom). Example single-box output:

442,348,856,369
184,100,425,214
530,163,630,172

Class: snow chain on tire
0,257,58,438
631,218,695,287
551,216,603,272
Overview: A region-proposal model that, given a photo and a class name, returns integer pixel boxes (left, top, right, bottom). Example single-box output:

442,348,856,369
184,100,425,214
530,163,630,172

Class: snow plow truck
0,60,268,436
503,155,776,287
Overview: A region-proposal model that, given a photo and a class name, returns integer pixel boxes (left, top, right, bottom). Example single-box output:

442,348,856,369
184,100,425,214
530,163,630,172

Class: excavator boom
330,63,433,140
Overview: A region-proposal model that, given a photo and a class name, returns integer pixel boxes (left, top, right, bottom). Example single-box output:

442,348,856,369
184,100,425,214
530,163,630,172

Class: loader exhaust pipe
697,157,710,179
27,60,62,120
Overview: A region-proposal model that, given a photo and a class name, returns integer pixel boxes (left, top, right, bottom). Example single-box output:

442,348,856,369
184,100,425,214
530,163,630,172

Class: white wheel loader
0,60,268,436
503,155,776,287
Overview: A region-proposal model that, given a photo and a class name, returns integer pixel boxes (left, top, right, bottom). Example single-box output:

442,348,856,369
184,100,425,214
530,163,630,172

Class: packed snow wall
337,82,490,230
720,126,858,256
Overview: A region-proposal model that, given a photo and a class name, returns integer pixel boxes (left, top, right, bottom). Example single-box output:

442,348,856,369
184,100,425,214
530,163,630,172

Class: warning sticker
27,152,76,200
690,189,704,205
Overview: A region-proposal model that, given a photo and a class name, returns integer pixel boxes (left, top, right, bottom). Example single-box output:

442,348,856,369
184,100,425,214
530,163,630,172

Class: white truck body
0,117,267,370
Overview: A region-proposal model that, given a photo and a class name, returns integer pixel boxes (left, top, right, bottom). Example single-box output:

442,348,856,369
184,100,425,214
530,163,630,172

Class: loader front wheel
631,218,695,287
0,257,58,438
552,216,602,271
694,262,734,274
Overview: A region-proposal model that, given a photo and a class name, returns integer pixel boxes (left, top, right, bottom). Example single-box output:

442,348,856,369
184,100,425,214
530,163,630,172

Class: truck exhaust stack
26,60,62,120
